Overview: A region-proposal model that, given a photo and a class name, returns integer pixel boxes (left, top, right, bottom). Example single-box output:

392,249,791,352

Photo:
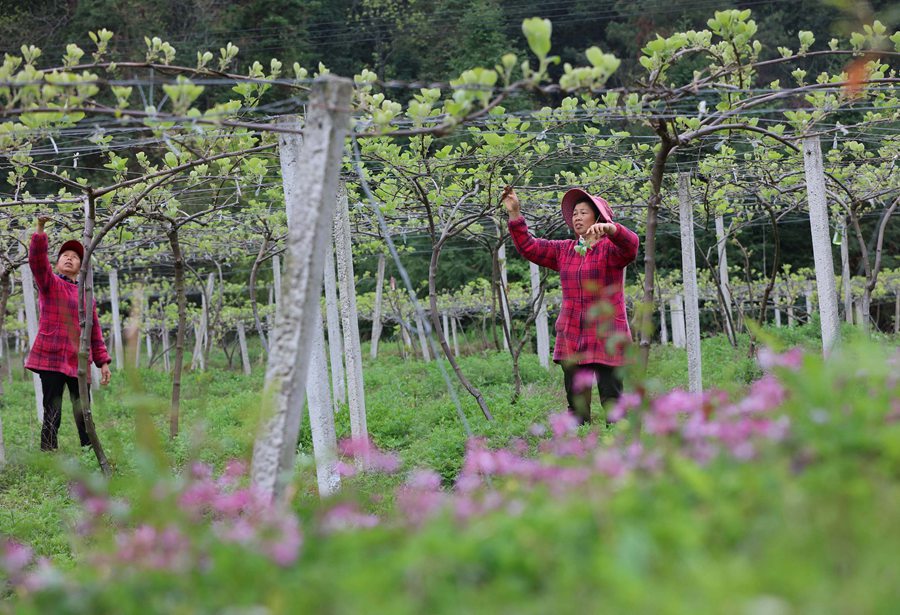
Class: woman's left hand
585,222,617,239
100,364,112,386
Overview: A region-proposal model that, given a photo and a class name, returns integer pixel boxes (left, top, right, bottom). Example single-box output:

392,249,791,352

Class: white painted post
529,262,550,368
370,253,385,359
854,300,865,328
305,316,340,496
108,268,124,370
16,306,24,354
323,237,346,405
659,299,669,345
266,286,274,336
678,173,703,393
272,254,282,316
414,310,431,361
805,283,814,321
237,320,252,376
191,320,203,371
774,292,782,328
497,243,512,351
442,312,451,347
401,322,412,352
145,317,153,363
334,185,368,440
802,136,841,357
251,77,353,500
787,304,796,327
670,294,686,348
161,316,171,373
19,265,44,421
451,315,460,357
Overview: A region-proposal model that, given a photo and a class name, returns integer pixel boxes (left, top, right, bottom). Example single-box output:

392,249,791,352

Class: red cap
58,239,84,262
560,188,613,230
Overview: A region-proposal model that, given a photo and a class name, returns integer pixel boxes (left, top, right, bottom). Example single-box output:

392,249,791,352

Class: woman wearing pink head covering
502,186,639,426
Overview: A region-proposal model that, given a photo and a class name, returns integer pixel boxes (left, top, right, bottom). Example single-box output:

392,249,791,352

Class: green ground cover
2,323,899,613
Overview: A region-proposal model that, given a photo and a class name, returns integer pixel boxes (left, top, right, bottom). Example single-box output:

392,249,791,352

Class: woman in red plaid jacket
25,216,112,451
503,186,639,426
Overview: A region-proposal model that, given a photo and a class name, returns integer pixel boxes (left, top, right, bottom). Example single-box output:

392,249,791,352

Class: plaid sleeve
29,232,54,293
90,300,111,367
606,223,640,268
508,217,562,271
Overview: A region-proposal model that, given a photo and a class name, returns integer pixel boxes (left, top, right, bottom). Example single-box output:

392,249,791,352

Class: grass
0,322,824,563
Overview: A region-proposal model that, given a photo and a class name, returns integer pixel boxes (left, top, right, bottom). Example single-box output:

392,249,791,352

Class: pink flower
224,459,247,479
737,375,787,415
321,503,379,533
262,516,302,566
609,392,642,422
528,423,547,437
758,347,804,372
397,473,446,525
548,412,578,438
1,539,33,575
406,469,442,491
189,462,213,480
573,368,595,393
338,437,401,474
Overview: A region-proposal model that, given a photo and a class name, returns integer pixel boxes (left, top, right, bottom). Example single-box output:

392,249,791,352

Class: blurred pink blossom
609,392,642,422
758,347,804,372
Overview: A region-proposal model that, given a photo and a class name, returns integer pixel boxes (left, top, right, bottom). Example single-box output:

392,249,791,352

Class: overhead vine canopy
1,11,897,332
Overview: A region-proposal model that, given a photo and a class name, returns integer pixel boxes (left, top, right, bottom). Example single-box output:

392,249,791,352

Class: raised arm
502,186,563,271
28,216,54,293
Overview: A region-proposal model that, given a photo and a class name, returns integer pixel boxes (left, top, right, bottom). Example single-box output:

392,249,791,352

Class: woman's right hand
36,215,51,233
501,186,521,219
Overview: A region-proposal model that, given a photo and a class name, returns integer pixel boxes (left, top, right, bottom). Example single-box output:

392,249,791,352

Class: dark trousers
38,371,91,450
561,362,624,426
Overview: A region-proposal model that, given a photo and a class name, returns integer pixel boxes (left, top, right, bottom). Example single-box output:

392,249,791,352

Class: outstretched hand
36,215,51,233
584,222,616,241
501,186,521,219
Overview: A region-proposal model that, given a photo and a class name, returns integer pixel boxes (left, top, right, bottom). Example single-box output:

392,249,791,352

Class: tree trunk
639,136,675,369
497,242,512,351
167,227,187,438
841,220,852,324
428,240,492,421
75,195,111,475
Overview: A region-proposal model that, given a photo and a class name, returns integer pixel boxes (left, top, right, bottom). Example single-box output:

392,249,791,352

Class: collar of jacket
57,273,78,285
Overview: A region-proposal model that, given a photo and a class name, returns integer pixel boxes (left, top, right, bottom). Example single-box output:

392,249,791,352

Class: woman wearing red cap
503,186,639,426
25,216,112,451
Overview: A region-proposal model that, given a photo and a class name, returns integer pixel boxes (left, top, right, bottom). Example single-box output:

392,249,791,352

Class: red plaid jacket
508,217,639,366
24,232,111,379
